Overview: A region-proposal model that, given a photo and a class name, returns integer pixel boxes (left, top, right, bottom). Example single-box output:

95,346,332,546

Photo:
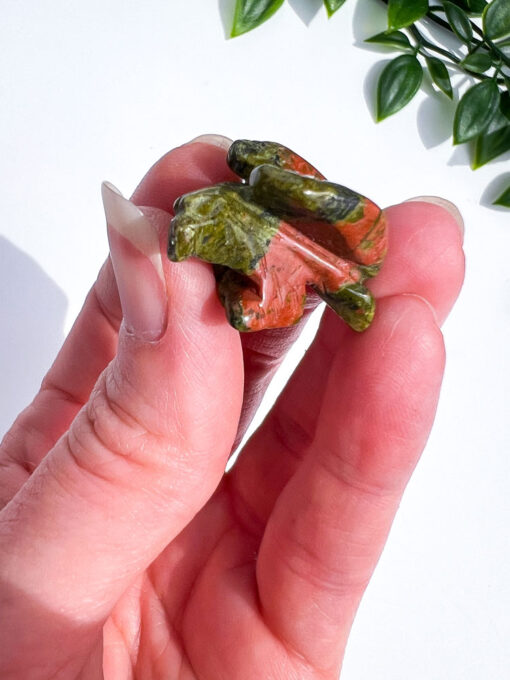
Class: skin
0,140,465,679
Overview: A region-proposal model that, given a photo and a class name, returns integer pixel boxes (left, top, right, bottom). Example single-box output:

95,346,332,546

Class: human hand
0,136,465,679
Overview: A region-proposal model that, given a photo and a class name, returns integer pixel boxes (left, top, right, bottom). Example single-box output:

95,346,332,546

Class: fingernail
405,196,464,241
101,181,167,341
187,134,233,151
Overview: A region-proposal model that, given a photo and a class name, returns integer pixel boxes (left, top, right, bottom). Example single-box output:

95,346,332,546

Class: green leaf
483,0,510,41
447,0,470,12
448,0,486,14
501,44,510,64
449,0,470,10
426,56,453,98
453,79,500,144
443,1,473,42
231,0,285,37
323,0,347,18
472,97,510,168
494,42,510,69
500,91,510,121
473,124,510,167
494,185,510,207
460,51,493,73
377,54,423,121
387,0,428,30
365,30,412,49
466,0,487,15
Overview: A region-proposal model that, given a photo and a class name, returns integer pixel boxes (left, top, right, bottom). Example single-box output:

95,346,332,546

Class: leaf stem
378,0,507,87
409,25,459,64
485,38,510,70
379,0,482,44
410,24,505,85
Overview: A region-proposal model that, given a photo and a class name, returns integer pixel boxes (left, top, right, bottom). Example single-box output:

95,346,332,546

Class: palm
105,481,318,679
0,141,464,679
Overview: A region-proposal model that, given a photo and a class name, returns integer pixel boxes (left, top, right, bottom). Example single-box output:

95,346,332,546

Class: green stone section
168,183,279,274
316,282,375,332
249,164,364,224
216,269,252,331
359,263,382,279
227,140,288,180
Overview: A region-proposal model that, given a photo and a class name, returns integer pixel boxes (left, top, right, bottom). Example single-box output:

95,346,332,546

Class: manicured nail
101,181,167,341
187,134,233,150
405,196,464,240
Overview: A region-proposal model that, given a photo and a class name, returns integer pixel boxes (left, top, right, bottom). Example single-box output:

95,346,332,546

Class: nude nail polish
187,134,233,150
101,181,167,341
405,195,464,241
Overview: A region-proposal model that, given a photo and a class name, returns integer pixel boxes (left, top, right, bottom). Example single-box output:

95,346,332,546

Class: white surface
1,0,509,677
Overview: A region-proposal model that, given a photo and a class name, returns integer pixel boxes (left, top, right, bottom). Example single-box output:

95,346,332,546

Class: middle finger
228,199,465,531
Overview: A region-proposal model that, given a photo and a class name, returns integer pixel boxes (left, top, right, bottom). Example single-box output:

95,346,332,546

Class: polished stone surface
168,140,388,331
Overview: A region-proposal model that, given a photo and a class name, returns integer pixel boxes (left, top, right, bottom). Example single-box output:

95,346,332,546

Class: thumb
0,184,243,675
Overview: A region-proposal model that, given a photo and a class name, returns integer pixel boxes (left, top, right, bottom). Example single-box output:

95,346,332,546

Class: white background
1,1,509,677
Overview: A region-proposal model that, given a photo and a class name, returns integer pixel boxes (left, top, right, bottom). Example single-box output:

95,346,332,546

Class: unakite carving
168,140,388,332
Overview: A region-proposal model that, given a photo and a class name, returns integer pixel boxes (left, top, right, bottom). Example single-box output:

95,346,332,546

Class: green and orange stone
168,140,388,332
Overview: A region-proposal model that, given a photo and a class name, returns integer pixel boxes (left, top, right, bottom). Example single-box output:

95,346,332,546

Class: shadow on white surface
480,173,510,211
351,0,387,44
0,237,67,439
447,144,471,167
288,0,323,26
416,92,456,149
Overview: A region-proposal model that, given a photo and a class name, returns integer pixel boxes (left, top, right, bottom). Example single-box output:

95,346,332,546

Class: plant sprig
370,0,510,206
230,0,510,208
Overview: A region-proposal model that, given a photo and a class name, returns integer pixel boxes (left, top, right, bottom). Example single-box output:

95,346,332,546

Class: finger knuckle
65,371,158,487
